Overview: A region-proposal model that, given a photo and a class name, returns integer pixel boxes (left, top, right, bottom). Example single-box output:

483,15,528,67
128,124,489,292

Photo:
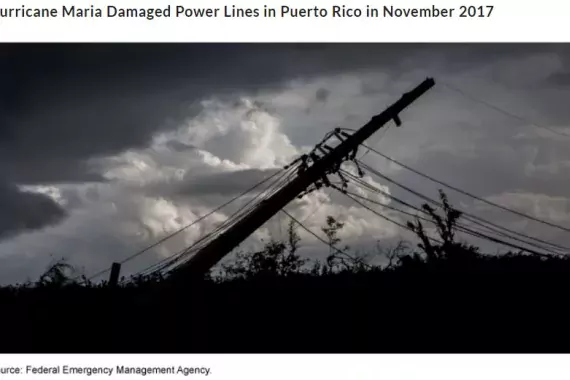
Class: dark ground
2,252,569,353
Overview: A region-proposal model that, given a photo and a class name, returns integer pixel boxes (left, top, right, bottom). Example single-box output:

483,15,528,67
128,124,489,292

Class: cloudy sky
1,44,570,284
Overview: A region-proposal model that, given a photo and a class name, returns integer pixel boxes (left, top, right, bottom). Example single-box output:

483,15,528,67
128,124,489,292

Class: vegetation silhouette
2,190,570,353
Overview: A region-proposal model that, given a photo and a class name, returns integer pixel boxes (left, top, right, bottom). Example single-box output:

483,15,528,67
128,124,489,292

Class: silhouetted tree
221,220,307,279
380,240,410,270
406,189,479,264
321,215,344,254
319,215,371,273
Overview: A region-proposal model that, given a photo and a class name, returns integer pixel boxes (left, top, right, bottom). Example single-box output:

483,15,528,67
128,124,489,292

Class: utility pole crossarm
173,78,435,280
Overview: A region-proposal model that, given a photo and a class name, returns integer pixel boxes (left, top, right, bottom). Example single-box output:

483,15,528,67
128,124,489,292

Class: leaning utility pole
173,78,435,280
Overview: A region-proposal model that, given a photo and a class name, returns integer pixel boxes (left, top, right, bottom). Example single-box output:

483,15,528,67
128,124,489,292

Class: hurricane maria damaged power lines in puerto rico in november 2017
0,4,496,21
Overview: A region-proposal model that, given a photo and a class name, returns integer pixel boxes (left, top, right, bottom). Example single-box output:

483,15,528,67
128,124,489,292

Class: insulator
349,147,359,160
337,171,348,186
321,175,331,187
334,132,345,141
353,160,365,177
393,114,402,126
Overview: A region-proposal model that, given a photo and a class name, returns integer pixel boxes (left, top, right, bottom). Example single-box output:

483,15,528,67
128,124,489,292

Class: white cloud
0,77,403,284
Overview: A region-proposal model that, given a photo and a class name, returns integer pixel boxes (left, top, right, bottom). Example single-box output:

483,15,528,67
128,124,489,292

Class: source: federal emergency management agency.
22,365,212,376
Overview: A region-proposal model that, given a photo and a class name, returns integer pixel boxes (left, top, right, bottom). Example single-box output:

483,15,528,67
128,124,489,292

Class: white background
0,0,565,374
1,354,570,379
0,1,567,377
0,0,568,42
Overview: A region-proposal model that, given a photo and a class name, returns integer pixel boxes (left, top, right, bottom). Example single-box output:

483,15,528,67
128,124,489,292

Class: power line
440,81,570,138
340,188,553,258
359,144,570,235
125,163,303,280
340,168,569,255
341,178,562,257
355,161,570,253
81,165,293,283
165,165,300,274
281,209,369,262
294,126,392,227
336,185,434,227
359,125,390,160
123,246,188,283
334,190,443,245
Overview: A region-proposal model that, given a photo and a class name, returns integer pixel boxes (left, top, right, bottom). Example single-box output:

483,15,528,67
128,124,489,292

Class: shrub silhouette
406,190,480,267
37,259,77,288
220,221,307,279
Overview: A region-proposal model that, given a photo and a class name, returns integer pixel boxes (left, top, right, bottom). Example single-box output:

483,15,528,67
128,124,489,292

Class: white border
0,0,568,42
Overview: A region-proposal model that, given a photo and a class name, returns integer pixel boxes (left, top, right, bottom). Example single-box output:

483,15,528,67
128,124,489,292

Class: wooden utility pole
172,78,435,280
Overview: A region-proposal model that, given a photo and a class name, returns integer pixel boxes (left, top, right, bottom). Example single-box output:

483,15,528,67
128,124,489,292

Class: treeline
2,191,570,353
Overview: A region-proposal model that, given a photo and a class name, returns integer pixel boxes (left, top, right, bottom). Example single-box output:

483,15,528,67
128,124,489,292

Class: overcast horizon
2,44,570,285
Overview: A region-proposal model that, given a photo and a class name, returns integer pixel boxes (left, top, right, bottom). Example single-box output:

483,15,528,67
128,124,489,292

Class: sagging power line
125,162,303,281
440,81,570,138
82,163,299,283
335,169,563,257
345,163,570,254
359,143,570,237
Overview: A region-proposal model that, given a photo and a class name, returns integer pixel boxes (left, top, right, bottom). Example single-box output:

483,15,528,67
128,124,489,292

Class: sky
1,43,570,285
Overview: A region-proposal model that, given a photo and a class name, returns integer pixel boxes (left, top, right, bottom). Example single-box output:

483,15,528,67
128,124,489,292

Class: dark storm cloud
2,44,567,183
0,182,66,239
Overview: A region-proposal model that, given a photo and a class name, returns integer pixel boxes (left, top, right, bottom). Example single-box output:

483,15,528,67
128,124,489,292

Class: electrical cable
341,181,562,257
440,81,570,138
81,164,297,284
341,190,552,258
281,209,371,261
356,154,570,247
123,162,303,281
341,168,569,254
